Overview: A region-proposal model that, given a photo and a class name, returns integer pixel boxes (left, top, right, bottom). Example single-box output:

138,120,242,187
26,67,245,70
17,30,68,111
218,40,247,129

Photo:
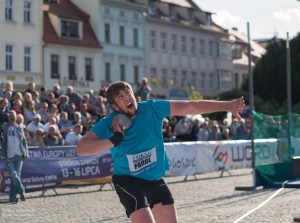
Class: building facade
0,0,43,90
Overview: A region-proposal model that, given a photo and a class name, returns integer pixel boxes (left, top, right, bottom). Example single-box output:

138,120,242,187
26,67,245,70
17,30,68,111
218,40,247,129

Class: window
181,36,186,53
105,62,111,82
171,34,177,53
85,58,93,81
133,28,139,47
24,46,31,72
169,5,176,19
219,70,232,90
208,40,213,57
5,45,13,71
200,39,205,56
191,72,196,86
5,0,13,21
61,20,79,38
24,1,31,23
200,72,205,89
44,0,59,3
133,13,139,20
218,41,232,60
134,66,139,84
172,70,177,85
104,8,110,15
161,69,167,85
181,71,187,86
104,23,110,43
120,64,125,81
68,56,76,80
119,26,125,45
209,73,214,89
190,37,196,55
148,2,156,15
149,31,156,49
119,11,125,17
51,55,59,79
160,32,167,51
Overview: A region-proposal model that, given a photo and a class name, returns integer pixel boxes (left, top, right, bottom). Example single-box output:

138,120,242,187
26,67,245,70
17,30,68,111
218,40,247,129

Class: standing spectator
208,122,222,141
188,118,201,141
4,81,15,98
44,125,64,146
2,110,28,203
67,103,76,122
52,84,62,99
28,128,46,147
26,114,44,138
229,118,239,139
174,116,189,141
64,124,83,145
0,81,4,98
24,82,35,94
197,121,210,141
39,86,48,103
135,77,152,101
66,85,82,107
32,90,40,111
162,118,174,142
236,118,250,139
23,100,36,124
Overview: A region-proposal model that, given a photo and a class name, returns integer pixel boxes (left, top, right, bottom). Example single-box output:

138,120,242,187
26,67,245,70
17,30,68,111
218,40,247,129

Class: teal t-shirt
90,100,171,180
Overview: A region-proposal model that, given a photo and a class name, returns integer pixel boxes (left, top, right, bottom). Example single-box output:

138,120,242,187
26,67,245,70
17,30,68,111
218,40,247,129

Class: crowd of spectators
0,80,252,148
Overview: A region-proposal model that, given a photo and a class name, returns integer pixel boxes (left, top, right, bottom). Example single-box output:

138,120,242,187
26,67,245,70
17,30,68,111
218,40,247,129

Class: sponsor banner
0,146,113,193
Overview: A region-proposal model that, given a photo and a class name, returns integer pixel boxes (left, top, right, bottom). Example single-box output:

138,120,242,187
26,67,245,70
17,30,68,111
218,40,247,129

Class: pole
286,32,292,157
235,22,255,191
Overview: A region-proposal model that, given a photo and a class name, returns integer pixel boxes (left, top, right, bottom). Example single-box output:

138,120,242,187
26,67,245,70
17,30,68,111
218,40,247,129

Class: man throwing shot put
76,81,244,223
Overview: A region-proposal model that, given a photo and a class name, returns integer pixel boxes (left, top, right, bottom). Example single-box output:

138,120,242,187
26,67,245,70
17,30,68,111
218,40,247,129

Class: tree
241,33,300,114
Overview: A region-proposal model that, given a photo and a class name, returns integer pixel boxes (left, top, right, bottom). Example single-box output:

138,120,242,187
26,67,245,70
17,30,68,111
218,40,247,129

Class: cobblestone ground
0,169,299,223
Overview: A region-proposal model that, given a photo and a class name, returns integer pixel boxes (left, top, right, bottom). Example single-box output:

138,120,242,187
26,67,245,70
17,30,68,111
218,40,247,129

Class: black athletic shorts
112,175,175,217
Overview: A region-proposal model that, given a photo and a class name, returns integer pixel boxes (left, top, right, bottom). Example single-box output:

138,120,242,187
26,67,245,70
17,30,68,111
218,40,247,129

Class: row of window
104,62,140,84
5,44,31,72
5,0,33,24
50,55,93,81
149,68,232,91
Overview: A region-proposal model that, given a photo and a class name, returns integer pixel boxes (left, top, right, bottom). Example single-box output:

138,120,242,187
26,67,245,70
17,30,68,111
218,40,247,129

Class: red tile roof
43,0,101,49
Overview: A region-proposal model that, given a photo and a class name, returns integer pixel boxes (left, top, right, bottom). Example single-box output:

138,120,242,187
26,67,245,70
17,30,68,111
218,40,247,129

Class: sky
194,0,300,40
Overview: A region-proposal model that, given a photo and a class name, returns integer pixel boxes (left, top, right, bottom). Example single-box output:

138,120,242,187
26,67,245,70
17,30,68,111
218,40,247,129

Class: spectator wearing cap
26,114,44,138
64,124,83,145
28,128,46,147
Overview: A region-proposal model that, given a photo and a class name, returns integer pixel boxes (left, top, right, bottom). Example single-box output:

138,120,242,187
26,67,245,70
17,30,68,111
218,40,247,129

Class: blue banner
0,146,113,193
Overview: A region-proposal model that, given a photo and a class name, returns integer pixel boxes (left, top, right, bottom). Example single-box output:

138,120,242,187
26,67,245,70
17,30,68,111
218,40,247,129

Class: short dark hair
106,81,133,105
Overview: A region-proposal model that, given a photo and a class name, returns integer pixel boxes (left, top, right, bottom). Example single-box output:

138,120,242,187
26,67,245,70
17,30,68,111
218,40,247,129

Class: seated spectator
43,116,59,133
67,103,76,122
44,125,64,146
64,124,83,145
23,99,36,124
59,111,73,139
36,102,49,124
94,95,108,120
57,95,69,113
32,90,40,111
16,113,30,139
26,114,44,138
0,98,9,112
28,128,46,147
11,99,23,115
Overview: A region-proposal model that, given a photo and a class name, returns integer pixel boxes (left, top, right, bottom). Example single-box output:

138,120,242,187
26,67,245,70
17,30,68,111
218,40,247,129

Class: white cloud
212,10,241,28
273,8,300,21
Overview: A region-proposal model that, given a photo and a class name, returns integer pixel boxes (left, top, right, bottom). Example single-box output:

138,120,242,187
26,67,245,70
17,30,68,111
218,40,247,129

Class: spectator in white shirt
64,124,83,145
